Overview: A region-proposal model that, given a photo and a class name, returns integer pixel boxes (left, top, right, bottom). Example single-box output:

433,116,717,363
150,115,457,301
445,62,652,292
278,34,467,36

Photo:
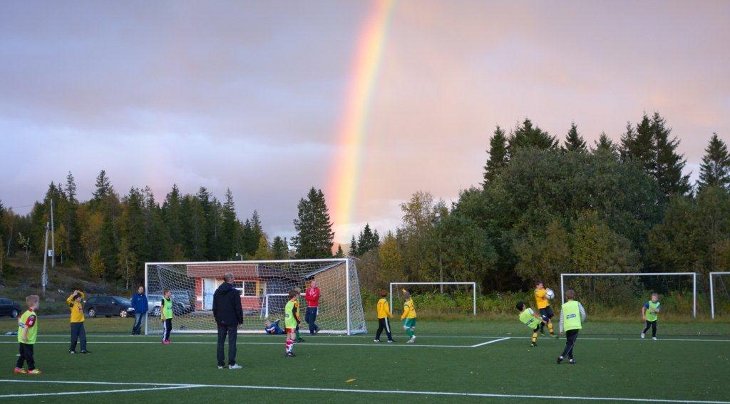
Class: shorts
539,306,554,321
285,328,295,334
403,318,416,329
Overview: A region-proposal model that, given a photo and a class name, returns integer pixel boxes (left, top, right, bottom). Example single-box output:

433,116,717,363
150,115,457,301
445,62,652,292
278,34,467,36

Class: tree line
1,112,729,294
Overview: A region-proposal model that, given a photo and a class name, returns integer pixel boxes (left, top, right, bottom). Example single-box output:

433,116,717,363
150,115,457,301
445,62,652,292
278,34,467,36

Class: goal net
560,272,698,320
389,282,478,316
144,258,367,335
710,272,730,319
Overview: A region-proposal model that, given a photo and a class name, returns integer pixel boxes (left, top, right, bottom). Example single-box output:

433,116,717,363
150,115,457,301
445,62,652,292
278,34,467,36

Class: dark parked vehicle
0,298,21,318
146,293,190,317
85,296,135,318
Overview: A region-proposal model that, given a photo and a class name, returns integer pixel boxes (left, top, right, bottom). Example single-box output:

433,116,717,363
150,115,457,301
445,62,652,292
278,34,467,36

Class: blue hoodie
131,292,148,314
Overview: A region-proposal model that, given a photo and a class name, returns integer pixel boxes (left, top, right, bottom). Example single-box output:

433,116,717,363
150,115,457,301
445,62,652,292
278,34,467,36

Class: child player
557,289,586,365
67,290,89,354
293,287,304,342
284,290,299,357
161,289,173,345
15,295,41,375
401,290,417,343
374,290,393,343
535,281,556,337
516,301,544,347
264,319,285,335
641,293,661,340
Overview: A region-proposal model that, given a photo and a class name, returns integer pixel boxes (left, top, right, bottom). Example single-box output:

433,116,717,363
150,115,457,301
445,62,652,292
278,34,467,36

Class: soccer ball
545,288,555,300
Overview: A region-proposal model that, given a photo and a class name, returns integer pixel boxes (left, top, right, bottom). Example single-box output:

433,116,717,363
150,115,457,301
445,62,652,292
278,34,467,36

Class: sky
1,0,728,247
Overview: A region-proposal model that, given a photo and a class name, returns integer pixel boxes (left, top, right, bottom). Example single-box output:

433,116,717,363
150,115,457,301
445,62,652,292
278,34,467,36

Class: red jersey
305,287,320,308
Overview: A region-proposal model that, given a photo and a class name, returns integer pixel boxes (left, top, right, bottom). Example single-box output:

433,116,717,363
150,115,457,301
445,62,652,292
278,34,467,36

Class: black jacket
212,282,243,326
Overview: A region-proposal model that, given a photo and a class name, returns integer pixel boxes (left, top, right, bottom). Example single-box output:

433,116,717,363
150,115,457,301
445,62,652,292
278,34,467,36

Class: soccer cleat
162,340,171,345
387,340,393,343
641,333,645,339
406,336,416,344
652,337,657,341
285,351,296,357
374,339,381,343
69,350,76,354
217,366,224,369
27,369,41,375
228,364,242,370
314,328,320,335
557,356,564,364
80,350,91,354
530,342,536,347
14,367,27,374
569,359,576,365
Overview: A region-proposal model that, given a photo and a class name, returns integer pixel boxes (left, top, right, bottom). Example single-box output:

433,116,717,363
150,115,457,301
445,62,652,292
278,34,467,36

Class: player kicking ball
516,301,545,347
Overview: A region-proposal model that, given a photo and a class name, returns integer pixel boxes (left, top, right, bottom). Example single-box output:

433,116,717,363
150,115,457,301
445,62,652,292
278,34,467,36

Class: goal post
389,282,477,316
710,272,730,319
560,272,697,318
144,258,367,335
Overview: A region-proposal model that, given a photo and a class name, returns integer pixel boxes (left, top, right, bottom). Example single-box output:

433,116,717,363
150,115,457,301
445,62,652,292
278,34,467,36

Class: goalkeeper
264,319,285,335
534,281,556,337
516,301,545,347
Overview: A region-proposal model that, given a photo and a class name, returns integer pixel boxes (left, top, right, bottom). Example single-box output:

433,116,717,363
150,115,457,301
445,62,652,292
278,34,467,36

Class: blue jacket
131,293,148,314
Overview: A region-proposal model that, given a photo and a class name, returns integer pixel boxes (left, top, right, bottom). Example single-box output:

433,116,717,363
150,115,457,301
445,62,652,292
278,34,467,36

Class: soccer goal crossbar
560,272,698,318
389,282,477,316
710,272,730,319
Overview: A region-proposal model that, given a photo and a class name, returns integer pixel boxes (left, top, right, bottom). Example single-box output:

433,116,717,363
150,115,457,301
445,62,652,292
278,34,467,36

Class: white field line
471,337,510,347
0,379,728,404
0,341,473,348
0,385,198,398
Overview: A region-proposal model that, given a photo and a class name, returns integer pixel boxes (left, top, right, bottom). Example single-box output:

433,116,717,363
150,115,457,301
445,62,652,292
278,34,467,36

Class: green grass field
1,317,729,403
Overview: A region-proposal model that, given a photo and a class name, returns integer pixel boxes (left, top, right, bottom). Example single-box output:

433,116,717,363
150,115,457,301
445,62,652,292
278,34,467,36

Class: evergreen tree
162,185,184,252
698,133,730,191
92,170,114,204
181,194,207,260
357,223,379,255
592,132,617,156
563,122,587,152
220,188,238,260
63,171,79,262
620,115,655,173
483,126,508,186
349,236,357,257
507,118,558,156
253,235,272,260
271,236,288,259
651,113,690,197
335,245,344,258
65,171,77,204
291,187,334,258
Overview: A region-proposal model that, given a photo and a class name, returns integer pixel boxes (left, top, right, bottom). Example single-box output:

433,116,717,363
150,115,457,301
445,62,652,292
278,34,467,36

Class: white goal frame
560,272,697,318
710,272,730,319
144,258,365,335
389,282,477,316
261,292,304,319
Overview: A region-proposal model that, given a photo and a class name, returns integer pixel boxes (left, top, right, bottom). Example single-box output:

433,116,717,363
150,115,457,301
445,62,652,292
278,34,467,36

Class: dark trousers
70,322,87,352
561,329,579,359
375,318,392,341
16,343,35,370
132,313,144,335
217,324,238,366
163,319,172,341
305,307,319,334
642,320,657,337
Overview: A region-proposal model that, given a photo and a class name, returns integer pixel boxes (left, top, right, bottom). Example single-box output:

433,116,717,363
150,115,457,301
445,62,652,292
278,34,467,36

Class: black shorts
539,306,554,321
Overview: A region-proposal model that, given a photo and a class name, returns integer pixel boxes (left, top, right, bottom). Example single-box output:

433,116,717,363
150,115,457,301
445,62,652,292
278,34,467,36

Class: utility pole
42,222,49,296
50,198,55,268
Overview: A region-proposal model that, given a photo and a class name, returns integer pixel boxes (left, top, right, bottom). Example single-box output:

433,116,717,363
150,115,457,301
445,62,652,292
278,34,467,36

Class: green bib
18,310,38,344
284,300,297,328
162,298,173,319
646,301,660,322
562,300,582,331
519,308,540,329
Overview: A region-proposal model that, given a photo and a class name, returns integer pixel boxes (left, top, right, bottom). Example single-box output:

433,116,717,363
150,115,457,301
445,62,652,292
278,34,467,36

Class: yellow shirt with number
401,298,416,319
377,298,392,319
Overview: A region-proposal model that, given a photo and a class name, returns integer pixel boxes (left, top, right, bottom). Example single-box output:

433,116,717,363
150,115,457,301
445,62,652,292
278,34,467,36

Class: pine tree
564,122,587,152
92,170,113,203
65,172,77,204
335,245,344,258
592,132,617,156
507,118,558,156
291,187,334,258
651,113,690,197
349,236,357,257
483,126,508,186
220,188,238,259
620,115,655,173
162,185,184,251
698,133,730,191
357,223,379,255
271,236,288,259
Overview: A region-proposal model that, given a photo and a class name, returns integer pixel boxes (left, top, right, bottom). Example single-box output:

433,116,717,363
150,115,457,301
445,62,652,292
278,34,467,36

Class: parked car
85,296,135,318
146,293,190,317
0,298,21,318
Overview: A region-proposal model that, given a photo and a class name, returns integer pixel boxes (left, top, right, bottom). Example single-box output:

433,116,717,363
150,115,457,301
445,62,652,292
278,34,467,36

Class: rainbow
328,0,396,240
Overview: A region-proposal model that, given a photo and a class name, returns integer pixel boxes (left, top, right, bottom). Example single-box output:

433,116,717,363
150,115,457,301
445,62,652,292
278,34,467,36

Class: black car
85,296,135,318
0,298,21,318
